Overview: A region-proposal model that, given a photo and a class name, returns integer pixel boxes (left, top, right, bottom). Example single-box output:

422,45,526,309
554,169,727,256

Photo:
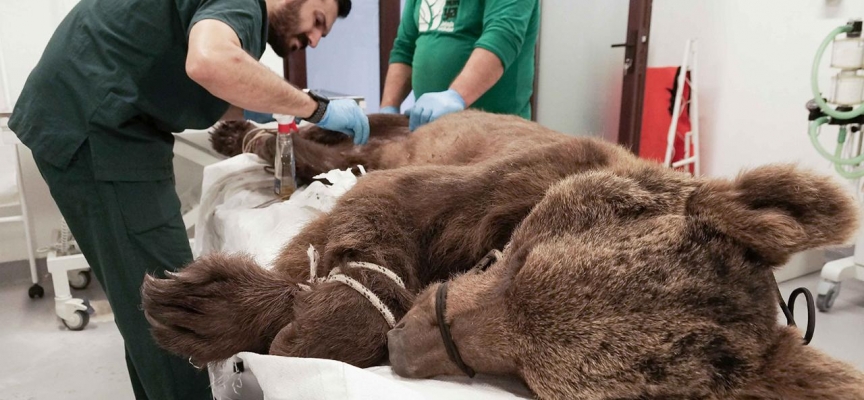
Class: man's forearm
188,46,317,118
187,20,317,119
380,63,413,109
449,48,504,106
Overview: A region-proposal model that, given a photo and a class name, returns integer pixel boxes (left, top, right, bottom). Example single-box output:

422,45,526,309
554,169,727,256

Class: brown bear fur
388,163,864,399
142,110,629,366
208,112,566,185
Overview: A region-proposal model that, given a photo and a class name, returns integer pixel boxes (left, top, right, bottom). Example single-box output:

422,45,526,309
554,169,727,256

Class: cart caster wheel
816,281,841,312
28,284,44,299
69,270,92,290
63,310,90,331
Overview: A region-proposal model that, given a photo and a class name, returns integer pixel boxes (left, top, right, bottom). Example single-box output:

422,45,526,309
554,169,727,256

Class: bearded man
8,0,359,398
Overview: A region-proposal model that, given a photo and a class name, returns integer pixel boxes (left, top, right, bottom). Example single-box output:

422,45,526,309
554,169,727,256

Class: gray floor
0,263,863,400
0,262,134,400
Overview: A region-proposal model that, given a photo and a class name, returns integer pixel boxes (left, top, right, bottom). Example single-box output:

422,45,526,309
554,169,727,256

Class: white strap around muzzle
297,245,406,328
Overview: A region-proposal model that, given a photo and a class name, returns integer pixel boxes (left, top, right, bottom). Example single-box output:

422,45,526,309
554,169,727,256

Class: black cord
775,279,816,345
776,285,795,326
436,282,476,378
788,287,816,345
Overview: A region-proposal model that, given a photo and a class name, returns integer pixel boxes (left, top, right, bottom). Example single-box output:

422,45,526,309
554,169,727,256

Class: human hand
407,89,466,131
317,99,371,145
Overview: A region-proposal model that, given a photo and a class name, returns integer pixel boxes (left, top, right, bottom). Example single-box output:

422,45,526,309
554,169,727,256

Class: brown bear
387,162,864,399
142,110,634,366
143,110,862,399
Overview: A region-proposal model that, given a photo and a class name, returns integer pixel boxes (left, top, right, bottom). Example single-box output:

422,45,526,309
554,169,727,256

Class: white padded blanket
198,155,532,400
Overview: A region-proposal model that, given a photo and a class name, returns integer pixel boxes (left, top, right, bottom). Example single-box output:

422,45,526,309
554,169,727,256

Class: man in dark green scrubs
8,0,362,399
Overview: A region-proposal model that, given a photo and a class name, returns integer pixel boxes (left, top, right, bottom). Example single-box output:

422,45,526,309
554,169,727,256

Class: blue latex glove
379,106,400,114
317,99,371,145
408,89,466,131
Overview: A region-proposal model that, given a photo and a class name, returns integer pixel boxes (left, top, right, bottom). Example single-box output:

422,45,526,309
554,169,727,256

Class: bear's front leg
141,253,300,365
269,277,407,367
265,172,432,366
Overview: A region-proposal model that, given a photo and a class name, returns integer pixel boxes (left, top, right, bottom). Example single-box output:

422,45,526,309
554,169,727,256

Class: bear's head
389,163,858,397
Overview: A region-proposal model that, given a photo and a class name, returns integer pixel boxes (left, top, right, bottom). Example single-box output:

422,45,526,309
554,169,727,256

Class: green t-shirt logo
419,0,459,33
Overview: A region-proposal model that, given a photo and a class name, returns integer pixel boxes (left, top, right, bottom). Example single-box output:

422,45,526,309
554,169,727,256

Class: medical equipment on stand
806,19,864,311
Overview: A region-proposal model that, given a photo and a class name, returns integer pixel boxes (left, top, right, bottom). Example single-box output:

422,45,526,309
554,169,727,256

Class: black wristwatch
303,90,330,123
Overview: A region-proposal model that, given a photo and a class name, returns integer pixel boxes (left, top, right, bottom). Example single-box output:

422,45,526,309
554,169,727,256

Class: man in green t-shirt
8,0,361,399
380,0,540,131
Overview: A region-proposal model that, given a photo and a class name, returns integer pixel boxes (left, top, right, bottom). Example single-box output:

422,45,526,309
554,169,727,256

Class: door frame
617,0,653,153
283,50,307,89
379,0,401,96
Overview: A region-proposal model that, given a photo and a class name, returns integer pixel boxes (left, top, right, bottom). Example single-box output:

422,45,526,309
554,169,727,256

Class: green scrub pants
33,140,212,400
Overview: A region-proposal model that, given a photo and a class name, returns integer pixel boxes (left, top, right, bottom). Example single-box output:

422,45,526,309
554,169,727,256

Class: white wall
535,0,630,139
0,0,76,103
649,0,864,179
307,0,381,112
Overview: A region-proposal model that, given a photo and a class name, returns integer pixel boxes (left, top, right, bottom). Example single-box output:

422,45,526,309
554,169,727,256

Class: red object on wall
639,66,693,173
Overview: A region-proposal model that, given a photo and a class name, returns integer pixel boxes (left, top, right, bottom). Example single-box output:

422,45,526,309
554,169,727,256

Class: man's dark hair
337,0,351,18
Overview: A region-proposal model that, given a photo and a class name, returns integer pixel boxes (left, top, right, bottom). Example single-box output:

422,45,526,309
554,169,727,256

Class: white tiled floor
1,267,863,399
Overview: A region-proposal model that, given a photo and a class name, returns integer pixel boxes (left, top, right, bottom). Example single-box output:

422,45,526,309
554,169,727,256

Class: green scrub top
9,0,267,181
389,0,540,120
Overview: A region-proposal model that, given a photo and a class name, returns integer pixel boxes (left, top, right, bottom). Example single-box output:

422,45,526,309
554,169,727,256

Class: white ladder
664,39,701,176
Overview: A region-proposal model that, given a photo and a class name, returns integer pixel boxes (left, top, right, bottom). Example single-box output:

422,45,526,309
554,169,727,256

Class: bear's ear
688,164,859,266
